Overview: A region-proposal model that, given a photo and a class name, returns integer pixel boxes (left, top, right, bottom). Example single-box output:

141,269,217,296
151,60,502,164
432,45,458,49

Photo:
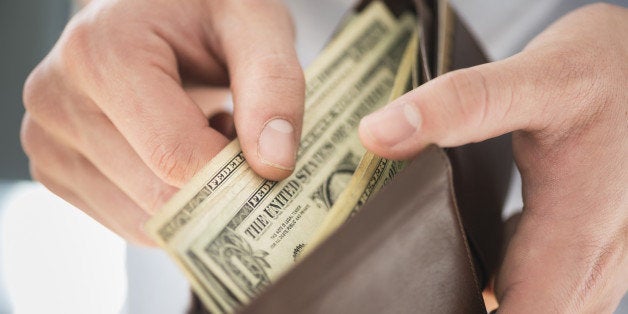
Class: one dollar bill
145,2,417,312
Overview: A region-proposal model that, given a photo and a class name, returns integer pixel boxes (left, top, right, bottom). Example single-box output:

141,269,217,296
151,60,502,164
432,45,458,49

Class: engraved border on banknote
158,153,246,241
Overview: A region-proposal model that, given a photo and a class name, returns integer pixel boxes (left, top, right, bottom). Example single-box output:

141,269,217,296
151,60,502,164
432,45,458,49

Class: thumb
359,54,549,159
209,0,305,181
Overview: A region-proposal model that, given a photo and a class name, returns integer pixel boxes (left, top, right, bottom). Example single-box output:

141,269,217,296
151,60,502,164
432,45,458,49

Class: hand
21,0,304,245
360,4,627,313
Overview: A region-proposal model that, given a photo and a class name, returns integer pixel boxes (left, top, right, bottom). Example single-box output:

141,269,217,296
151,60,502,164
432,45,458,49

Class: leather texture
241,146,486,314
445,5,513,286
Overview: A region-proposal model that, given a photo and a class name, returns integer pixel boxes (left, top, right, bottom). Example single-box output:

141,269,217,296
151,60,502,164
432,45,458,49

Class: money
305,29,420,254
146,1,399,247
145,2,419,312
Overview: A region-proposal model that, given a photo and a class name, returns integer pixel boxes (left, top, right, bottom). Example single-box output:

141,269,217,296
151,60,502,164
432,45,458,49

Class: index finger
76,35,230,187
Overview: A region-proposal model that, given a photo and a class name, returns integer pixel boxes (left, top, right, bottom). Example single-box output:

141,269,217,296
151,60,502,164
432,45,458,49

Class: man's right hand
21,0,305,245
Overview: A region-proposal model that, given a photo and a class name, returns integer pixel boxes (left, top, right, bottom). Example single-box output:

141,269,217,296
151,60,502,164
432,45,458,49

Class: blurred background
0,1,69,180
0,1,189,313
0,3,141,313
0,0,626,314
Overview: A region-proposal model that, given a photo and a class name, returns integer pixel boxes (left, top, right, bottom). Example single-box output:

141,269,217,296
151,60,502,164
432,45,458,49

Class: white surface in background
120,245,189,314
1,182,127,314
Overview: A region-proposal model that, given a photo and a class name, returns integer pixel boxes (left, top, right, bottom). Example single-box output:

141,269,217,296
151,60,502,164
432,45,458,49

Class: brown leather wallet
189,1,512,313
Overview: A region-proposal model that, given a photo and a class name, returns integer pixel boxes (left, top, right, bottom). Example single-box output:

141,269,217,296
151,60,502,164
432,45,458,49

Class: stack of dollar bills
145,2,419,312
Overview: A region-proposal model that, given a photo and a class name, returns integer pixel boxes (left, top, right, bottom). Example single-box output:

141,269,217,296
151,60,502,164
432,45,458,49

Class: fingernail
258,118,296,170
360,102,421,147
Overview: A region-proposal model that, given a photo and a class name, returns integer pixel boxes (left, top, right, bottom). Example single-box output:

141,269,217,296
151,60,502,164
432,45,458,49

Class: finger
23,135,154,246
100,71,230,187
22,112,177,215
359,53,559,160
30,166,154,246
103,0,230,87
210,0,305,180
56,18,231,187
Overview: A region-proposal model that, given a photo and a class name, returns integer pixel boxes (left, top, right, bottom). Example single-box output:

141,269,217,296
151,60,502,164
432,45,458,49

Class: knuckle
440,68,492,129
540,45,590,86
57,19,97,80
535,45,606,125
22,65,48,115
250,54,305,90
20,116,39,158
148,137,198,185
22,65,75,132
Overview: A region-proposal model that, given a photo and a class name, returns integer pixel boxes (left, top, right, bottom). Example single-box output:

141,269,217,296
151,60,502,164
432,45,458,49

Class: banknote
145,1,399,247
145,2,418,312
306,26,420,251
174,14,416,308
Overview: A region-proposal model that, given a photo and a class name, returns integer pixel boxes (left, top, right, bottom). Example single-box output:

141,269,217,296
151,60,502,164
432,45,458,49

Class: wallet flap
241,147,486,313
352,0,513,287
